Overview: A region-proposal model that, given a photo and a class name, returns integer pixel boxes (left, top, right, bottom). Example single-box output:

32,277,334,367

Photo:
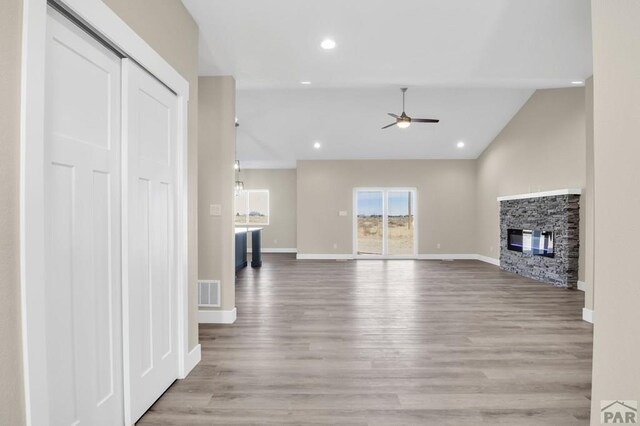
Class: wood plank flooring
138,254,593,425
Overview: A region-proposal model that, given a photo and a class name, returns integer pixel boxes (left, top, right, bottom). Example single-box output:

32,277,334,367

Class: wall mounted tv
507,229,555,258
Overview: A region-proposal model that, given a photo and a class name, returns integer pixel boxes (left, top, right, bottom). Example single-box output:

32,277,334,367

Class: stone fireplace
498,189,581,288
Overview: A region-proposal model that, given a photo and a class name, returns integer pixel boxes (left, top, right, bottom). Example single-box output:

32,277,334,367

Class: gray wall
198,76,237,311
242,169,297,250
476,88,587,280
297,160,478,255
590,0,640,422
0,1,26,424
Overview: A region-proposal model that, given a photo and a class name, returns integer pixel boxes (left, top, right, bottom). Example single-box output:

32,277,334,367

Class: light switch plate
209,204,221,216
338,210,348,217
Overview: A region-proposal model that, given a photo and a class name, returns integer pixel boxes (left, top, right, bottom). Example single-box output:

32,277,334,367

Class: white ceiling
182,0,592,167
236,88,533,168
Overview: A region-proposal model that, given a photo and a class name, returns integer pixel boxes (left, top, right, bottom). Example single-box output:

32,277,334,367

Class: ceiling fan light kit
382,87,439,130
397,118,411,129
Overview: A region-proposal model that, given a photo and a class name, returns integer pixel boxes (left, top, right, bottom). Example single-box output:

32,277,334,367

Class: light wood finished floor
139,254,593,425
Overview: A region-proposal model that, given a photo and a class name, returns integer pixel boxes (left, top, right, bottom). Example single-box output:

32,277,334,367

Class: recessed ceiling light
571,80,584,85
313,142,321,149
321,39,336,50
301,81,312,85
457,141,465,148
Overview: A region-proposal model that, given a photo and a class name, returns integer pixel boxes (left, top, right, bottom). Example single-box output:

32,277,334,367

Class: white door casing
43,7,124,425
123,59,180,423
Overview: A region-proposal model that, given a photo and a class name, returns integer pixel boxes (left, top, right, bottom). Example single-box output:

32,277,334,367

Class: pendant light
234,118,244,195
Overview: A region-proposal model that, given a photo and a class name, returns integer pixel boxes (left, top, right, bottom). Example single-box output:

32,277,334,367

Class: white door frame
352,187,419,259
20,1,192,425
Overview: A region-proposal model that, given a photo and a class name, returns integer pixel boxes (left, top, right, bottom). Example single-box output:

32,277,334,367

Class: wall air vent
198,280,221,308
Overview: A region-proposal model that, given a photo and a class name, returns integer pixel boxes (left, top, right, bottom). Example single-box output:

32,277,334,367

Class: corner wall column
198,76,237,322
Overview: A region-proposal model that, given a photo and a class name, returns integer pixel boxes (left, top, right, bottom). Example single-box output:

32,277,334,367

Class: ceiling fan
382,88,439,129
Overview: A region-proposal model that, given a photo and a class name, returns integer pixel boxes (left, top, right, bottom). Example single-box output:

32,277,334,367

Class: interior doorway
353,188,417,258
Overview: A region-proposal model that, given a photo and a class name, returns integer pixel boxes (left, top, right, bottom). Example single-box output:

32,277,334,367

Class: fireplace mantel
497,188,582,202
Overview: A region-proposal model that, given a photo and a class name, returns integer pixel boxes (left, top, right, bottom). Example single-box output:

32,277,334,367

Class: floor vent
198,280,221,308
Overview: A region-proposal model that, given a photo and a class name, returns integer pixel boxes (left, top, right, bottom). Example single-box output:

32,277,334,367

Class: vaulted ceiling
182,0,592,168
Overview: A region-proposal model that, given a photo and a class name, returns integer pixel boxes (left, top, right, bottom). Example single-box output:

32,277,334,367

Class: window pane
235,191,248,225
248,191,269,224
357,191,383,255
387,191,414,255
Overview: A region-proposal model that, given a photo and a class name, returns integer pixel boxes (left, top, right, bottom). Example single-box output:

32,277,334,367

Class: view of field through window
236,190,269,225
356,190,414,255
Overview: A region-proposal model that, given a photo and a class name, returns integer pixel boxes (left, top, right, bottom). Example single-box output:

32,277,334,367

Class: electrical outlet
274,239,278,245
490,246,494,252
437,243,441,249
333,243,338,249
338,210,348,217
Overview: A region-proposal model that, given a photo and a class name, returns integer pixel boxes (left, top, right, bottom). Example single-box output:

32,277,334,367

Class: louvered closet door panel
123,59,180,423
44,7,124,425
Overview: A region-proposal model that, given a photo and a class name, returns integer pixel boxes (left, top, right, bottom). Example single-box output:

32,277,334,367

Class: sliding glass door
355,190,384,255
354,188,417,258
387,190,415,256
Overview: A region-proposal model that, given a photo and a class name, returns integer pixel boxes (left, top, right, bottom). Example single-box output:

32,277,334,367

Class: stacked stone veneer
500,194,580,288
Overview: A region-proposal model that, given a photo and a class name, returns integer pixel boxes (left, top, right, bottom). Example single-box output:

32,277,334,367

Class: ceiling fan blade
387,113,399,118
411,118,440,123
381,122,397,129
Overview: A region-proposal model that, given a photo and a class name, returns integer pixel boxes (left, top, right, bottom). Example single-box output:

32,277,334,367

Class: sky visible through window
357,191,412,216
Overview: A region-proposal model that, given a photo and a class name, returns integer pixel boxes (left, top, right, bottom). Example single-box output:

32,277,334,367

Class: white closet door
44,7,124,425
123,59,179,422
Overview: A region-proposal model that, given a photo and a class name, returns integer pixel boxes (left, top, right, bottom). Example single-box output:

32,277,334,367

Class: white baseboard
295,253,501,265
248,248,297,253
417,254,500,266
582,308,594,323
182,344,201,378
476,255,500,266
199,307,237,324
417,253,477,260
296,254,355,260
577,280,587,292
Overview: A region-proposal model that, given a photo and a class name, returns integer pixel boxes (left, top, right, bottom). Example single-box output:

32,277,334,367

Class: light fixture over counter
234,119,243,195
